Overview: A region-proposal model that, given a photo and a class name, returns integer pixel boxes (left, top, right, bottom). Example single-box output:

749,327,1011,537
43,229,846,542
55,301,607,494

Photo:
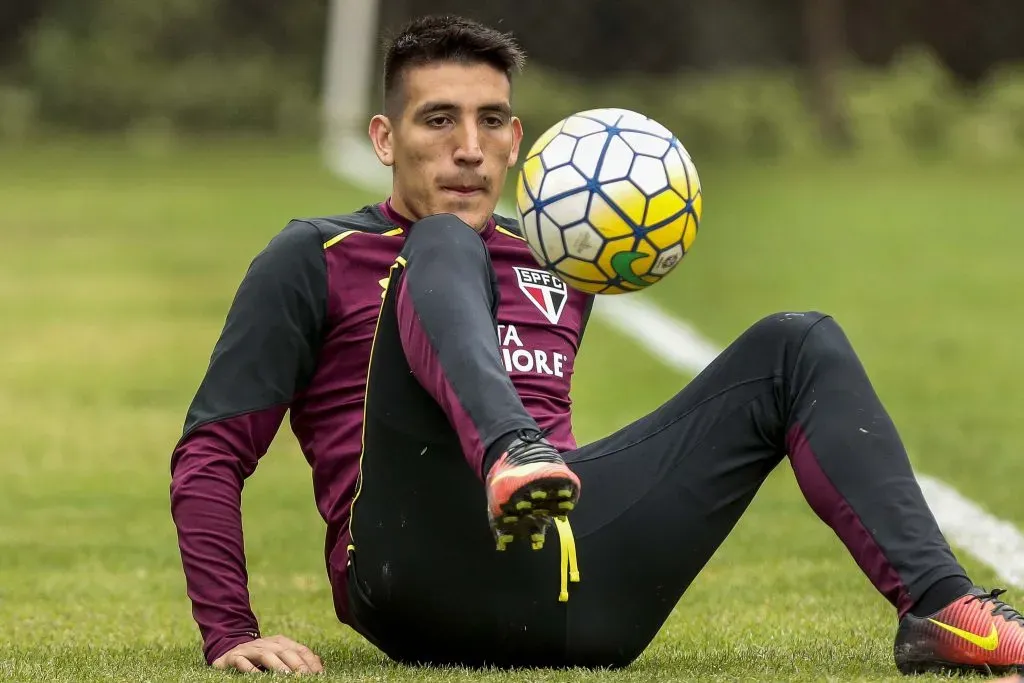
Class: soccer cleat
894,587,1024,676
485,431,580,550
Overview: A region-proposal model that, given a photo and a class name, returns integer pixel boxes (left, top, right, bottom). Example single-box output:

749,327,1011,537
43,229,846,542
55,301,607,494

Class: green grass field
2,139,1023,682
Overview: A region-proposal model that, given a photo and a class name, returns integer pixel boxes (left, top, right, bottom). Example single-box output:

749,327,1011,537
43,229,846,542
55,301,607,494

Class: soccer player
169,14,1024,677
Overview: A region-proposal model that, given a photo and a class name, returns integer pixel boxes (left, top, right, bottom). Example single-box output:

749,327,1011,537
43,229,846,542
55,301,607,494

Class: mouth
441,185,486,197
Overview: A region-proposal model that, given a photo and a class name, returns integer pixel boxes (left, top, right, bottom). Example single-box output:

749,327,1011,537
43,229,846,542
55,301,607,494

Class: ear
507,116,524,168
369,115,395,166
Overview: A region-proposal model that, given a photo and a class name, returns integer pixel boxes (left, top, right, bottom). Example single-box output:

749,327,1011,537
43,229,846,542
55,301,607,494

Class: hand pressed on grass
212,634,324,675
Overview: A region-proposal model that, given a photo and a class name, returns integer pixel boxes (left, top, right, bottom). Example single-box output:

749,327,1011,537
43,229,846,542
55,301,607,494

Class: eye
483,115,506,128
426,115,452,128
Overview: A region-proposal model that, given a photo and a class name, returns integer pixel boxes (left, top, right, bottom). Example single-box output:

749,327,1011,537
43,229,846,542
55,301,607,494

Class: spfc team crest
513,267,568,325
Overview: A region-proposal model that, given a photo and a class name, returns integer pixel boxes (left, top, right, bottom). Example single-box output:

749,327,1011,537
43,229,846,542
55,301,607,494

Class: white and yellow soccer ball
515,108,702,295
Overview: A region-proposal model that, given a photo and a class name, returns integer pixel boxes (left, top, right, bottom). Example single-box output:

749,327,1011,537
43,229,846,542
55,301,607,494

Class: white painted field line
916,477,1024,587
593,295,1024,590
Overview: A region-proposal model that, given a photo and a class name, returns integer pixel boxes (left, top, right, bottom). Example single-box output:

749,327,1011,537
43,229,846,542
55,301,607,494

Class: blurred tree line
384,0,1024,83
0,0,326,135
2,0,1023,156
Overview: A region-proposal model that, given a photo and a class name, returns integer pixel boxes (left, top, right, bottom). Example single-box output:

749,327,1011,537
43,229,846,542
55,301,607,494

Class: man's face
369,61,523,231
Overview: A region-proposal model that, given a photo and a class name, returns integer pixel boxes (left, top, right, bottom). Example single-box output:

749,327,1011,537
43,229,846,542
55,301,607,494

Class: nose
453,122,484,166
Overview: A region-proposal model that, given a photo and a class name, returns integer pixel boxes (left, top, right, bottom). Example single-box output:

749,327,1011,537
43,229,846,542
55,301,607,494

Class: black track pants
345,215,969,668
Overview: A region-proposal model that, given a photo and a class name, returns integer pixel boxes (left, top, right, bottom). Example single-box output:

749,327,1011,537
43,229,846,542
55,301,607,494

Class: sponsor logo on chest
497,324,567,378
514,267,568,325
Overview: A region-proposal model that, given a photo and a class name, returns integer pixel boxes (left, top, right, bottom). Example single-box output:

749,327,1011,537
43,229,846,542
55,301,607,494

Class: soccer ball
515,108,702,295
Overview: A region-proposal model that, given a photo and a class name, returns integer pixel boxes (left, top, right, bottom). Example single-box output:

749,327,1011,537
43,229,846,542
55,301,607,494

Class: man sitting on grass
170,14,1024,677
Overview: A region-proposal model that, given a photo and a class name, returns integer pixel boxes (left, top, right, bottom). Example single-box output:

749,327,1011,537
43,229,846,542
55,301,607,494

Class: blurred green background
3,0,1024,162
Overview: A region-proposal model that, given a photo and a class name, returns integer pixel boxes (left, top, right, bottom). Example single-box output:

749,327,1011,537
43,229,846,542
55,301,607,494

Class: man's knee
402,214,487,263
743,310,842,351
742,311,861,379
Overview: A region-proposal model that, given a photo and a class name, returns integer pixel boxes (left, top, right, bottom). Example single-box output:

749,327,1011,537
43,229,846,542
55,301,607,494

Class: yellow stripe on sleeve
323,230,354,249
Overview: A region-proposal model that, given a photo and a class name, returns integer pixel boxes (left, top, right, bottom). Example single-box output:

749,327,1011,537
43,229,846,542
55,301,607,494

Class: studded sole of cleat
498,476,579,520
490,475,580,550
492,514,549,550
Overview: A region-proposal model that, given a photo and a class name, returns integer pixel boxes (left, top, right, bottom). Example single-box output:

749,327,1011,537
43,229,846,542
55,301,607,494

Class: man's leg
389,215,533,474
345,216,575,666
558,311,980,667
347,218,1023,672
388,215,580,542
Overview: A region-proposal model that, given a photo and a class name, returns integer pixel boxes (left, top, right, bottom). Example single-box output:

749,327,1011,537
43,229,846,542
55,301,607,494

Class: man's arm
170,220,328,666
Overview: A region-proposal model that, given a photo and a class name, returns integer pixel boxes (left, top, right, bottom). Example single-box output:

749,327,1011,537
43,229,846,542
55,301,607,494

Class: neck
387,192,493,233
386,192,419,226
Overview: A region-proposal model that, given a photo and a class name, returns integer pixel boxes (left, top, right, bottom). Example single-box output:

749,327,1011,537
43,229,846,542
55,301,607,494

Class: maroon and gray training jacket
169,201,594,663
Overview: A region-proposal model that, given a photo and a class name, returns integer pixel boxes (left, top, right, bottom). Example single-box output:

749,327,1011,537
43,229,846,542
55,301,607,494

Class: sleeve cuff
205,630,261,666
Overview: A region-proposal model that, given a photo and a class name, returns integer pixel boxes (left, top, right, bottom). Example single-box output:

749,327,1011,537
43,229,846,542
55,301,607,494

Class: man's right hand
212,635,324,675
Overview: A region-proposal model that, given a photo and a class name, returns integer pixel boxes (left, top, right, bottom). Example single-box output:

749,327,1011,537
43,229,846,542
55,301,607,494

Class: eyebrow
413,101,513,118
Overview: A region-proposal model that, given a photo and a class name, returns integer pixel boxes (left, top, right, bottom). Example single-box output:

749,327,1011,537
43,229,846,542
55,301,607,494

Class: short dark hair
382,15,526,115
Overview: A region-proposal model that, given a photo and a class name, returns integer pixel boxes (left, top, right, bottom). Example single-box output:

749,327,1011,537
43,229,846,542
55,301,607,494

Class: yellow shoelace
554,516,581,602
